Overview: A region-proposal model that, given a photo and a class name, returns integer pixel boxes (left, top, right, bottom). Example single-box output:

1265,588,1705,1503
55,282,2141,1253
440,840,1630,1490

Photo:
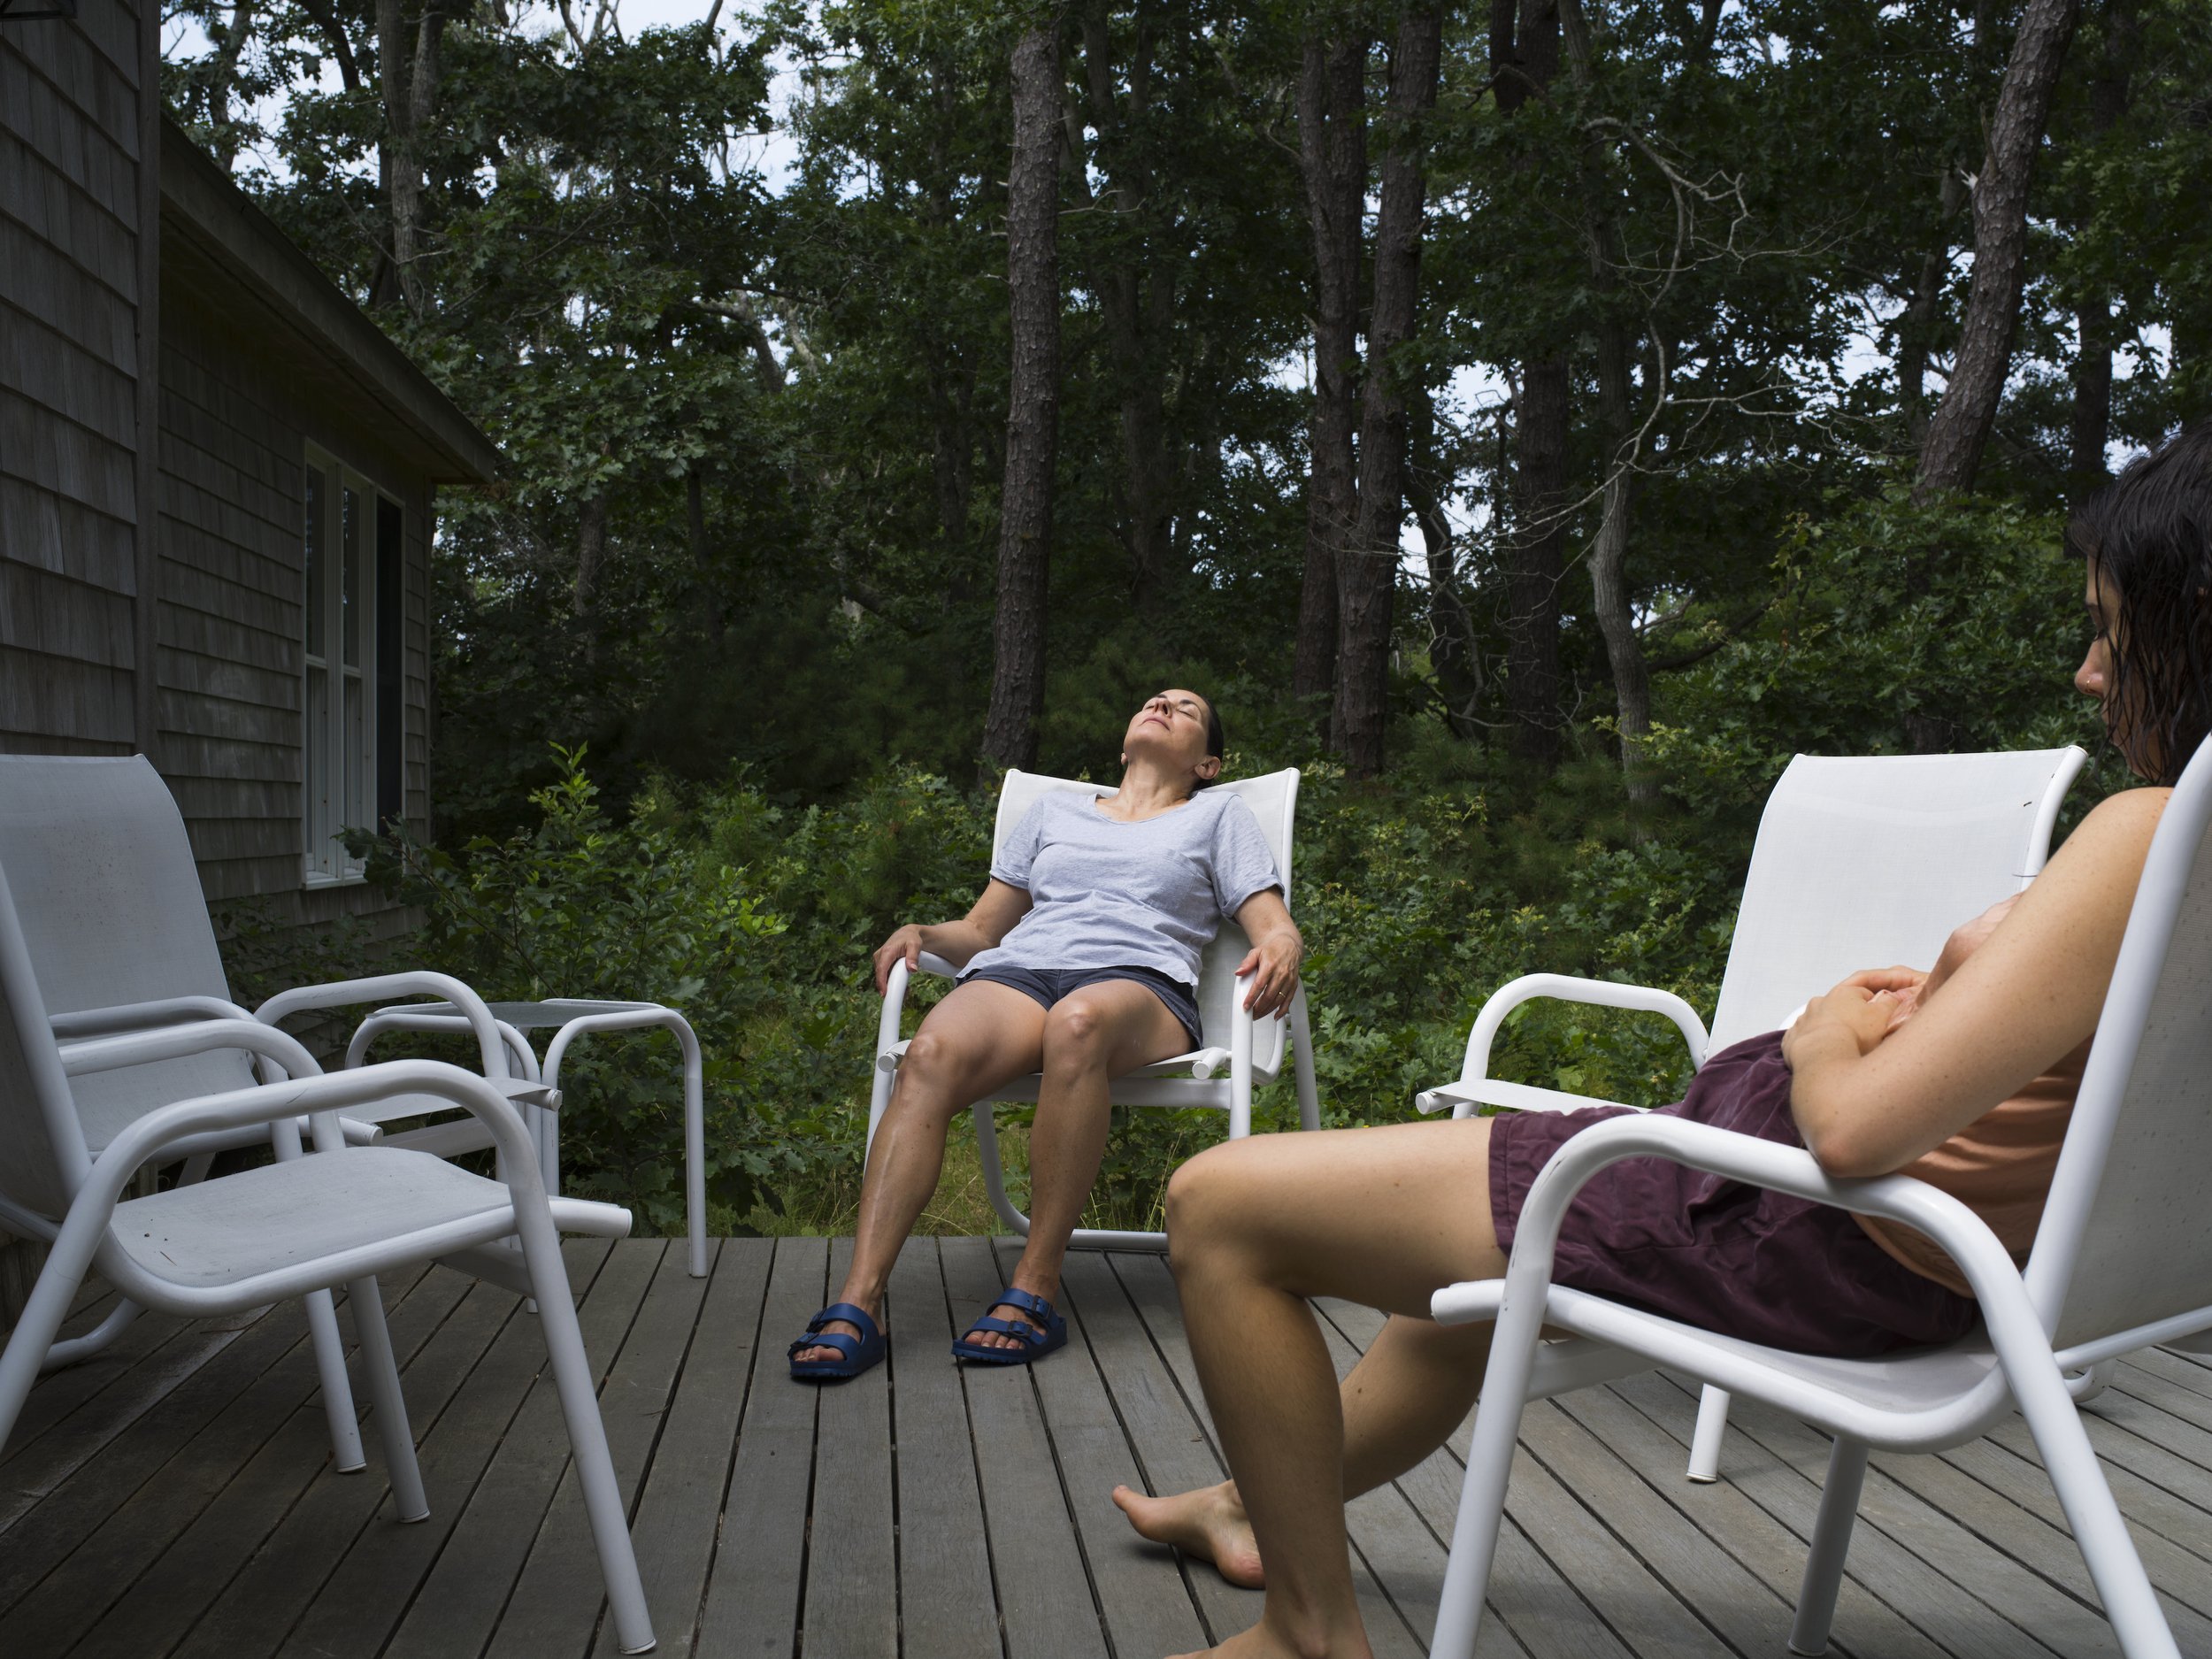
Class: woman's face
2078,557,2159,780
1123,689,1219,784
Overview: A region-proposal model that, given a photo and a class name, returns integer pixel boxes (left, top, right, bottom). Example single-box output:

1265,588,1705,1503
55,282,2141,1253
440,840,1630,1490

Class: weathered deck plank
883,1237,1002,1659
4,1237,2211,1658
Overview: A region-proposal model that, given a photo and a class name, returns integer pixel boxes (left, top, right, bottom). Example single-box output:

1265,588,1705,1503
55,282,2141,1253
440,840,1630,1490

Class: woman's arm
1231,888,1303,1020
1785,787,2170,1177
872,879,1034,994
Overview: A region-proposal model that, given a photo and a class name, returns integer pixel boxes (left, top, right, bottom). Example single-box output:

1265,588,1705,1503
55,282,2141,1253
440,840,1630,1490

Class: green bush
234,488,2117,1234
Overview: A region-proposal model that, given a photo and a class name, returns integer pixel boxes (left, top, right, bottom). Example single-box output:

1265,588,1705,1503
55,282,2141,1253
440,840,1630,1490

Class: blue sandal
789,1302,887,1381
951,1286,1068,1365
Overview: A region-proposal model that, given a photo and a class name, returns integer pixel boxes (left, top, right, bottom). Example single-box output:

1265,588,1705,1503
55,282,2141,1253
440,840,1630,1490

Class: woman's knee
895,1029,978,1121
1164,1140,1262,1260
1040,997,1111,1071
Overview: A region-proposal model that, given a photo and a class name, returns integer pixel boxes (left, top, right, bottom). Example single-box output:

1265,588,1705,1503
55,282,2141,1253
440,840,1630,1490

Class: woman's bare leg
1138,1119,1507,1658
965,979,1191,1352
793,980,1047,1364
1114,1312,1494,1587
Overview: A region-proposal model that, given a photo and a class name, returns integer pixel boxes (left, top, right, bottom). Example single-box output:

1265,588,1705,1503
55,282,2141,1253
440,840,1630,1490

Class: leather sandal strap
990,1286,1056,1322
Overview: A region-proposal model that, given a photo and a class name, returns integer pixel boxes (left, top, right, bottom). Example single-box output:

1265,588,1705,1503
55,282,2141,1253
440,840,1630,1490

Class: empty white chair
868,767,1320,1249
1425,740,2212,1659
0,861,657,1652
1416,747,2087,1478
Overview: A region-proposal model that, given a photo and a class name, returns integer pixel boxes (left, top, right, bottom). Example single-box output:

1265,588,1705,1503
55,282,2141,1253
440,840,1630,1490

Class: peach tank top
1852,895,2091,1299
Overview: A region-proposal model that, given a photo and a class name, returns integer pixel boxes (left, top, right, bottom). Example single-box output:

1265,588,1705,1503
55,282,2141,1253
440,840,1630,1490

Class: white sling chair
0,755,568,1470
1416,746,2089,1480
0,862,658,1653
1426,738,2212,1659
867,767,1320,1250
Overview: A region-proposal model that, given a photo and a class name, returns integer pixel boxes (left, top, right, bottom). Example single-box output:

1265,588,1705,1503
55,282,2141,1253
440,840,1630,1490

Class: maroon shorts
1485,1033,1977,1358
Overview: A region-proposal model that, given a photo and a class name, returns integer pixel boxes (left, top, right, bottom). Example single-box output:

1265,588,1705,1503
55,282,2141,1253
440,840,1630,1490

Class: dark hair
2067,423,2212,786
1192,693,1226,788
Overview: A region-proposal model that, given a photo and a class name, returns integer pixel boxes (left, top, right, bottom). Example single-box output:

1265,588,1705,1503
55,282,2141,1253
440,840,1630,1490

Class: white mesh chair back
1708,749,2086,1053
0,757,255,1157
2036,741,2212,1351
0,859,95,1218
994,769,1300,1075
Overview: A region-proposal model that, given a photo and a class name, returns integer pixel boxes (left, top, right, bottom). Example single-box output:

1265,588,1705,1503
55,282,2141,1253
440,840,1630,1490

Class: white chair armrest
50,995,256,1041
1445,973,1709,1118
257,973,510,1079
59,1016,324,1084
1413,1078,1641,1117
916,952,959,979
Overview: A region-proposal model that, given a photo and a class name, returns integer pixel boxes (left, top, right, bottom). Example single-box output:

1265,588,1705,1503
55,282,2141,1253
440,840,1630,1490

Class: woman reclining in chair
789,689,1302,1379
1112,427,2212,1659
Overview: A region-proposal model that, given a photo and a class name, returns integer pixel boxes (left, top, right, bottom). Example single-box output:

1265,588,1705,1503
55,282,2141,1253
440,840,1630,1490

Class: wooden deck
6,1235,2212,1658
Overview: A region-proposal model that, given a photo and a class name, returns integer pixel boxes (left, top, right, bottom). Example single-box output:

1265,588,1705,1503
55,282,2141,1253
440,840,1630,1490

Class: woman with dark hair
1113,428,2212,1659
790,689,1302,1379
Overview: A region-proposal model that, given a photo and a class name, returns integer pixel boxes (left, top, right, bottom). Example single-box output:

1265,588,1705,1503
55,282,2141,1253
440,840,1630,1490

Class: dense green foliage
172,0,2186,1224
217,495,2108,1231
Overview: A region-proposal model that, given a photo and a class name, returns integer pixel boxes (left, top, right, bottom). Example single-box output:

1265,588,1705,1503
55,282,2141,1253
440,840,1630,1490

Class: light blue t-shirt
960,789,1283,988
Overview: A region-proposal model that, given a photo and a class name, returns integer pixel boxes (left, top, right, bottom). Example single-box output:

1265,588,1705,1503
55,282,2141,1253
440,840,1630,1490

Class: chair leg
972,1106,1032,1237
1432,1294,1552,1659
1788,1435,1868,1655
305,1286,368,1472
514,1222,654,1652
0,1247,97,1455
347,1276,427,1521
39,1297,143,1373
1289,990,1321,1132
1687,1386,1731,1483
677,1018,707,1278
2016,1359,2179,1658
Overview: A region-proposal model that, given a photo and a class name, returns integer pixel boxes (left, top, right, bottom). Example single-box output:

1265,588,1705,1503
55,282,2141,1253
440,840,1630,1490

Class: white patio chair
0,754,565,1470
867,767,1320,1250
1423,744,2212,1659
1414,746,2087,1479
0,863,657,1653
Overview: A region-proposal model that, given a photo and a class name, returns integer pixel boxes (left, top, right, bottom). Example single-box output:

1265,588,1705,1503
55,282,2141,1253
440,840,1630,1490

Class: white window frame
300,446,390,887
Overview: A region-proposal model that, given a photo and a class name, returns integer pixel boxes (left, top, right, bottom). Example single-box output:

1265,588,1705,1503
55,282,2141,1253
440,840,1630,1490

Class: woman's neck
1102,760,1198,821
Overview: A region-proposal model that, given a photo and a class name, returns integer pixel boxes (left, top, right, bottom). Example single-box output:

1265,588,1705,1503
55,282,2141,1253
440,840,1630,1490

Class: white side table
351,998,707,1277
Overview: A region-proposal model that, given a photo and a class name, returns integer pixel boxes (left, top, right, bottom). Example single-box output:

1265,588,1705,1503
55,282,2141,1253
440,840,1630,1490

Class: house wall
155,297,434,933
0,1,153,757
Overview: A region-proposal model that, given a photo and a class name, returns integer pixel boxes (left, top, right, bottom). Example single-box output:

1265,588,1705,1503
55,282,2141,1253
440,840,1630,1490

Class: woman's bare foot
1165,1614,1374,1658
792,1297,880,1368
1111,1479,1265,1588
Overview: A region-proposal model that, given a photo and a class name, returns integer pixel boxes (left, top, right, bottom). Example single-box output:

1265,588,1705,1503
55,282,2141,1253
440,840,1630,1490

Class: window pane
342,485,364,667
344,673,365,835
304,467,327,661
306,664,330,873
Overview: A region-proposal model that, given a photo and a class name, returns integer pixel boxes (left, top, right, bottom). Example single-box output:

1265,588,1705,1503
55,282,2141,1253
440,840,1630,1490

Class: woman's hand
1231,888,1302,1020
1783,976,1906,1070
873,925,931,995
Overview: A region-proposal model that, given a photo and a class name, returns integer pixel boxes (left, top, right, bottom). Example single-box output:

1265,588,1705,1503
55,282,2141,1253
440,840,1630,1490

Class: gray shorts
961,964,1204,1052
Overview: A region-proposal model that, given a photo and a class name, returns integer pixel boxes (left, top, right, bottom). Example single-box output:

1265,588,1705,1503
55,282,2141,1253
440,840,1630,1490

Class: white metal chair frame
1414,746,2089,1481
866,768,1321,1251
0,880,657,1653
1425,744,2212,1659
346,998,708,1278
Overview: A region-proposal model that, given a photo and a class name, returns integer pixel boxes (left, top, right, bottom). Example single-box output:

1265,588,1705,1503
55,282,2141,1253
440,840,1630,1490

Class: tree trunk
1589,323,1656,807
572,494,608,616
1507,360,1569,765
1333,4,1442,777
1896,167,1969,446
2068,0,2139,495
1410,387,1480,738
983,19,1064,773
375,0,449,317
1496,0,1566,765
1292,32,1366,705
1561,0,1655,806
1915,0,2084,496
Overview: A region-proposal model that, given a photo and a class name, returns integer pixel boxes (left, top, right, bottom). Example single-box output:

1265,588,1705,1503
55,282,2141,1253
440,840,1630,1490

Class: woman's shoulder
2071,785,2171,850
